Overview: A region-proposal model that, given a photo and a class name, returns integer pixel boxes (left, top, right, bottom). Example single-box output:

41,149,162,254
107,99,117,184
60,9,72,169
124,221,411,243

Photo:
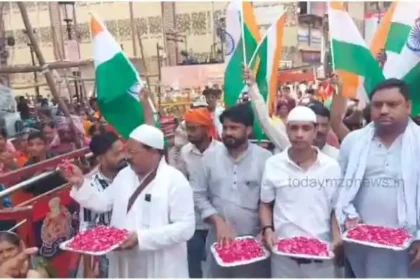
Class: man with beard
169,96,218,173
336,79,420,277
79,131,127,278
181,107,222,278
62,124,194,278
259,106,341,278
191,103,272,278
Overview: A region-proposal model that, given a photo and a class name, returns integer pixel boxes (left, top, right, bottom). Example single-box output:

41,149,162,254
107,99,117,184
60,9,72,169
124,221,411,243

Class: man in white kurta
63,124,195,278
336,79,420,278
260,106,341,278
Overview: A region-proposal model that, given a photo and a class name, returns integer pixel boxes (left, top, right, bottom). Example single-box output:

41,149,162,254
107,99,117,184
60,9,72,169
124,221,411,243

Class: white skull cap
287,106,317,124
129,124,164,150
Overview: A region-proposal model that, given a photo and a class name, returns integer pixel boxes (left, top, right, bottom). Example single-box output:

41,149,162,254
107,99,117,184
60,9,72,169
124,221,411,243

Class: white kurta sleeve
248,84,290,151
137,173,195,251
260,158,276,203
335,132,360,227
70,178,113,213
337,133,351,173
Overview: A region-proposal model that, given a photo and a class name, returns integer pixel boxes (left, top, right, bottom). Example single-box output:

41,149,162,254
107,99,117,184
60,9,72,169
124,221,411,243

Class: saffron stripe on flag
251,11,286,141
267,14,286,116
370,2,397,56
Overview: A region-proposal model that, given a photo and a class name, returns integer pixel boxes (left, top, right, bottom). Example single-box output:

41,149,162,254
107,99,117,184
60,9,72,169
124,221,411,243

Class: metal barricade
0,147,93,277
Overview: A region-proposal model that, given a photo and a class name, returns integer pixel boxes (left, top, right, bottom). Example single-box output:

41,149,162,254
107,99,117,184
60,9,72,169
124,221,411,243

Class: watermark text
287,177,404,189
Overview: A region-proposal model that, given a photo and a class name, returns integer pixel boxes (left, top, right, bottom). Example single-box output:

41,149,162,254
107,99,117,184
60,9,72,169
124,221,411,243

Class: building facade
0,1,370,96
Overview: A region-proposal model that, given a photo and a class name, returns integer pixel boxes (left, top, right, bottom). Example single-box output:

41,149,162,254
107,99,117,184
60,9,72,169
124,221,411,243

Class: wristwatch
261,225,274,235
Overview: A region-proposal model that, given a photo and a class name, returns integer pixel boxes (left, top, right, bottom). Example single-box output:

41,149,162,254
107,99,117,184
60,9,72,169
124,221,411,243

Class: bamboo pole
62,71,75,104
17,2,83,149
12,81,162,90
136,25,151,87
0,60,160,75
0,60,94,74
136,24,158,107
129,2,137,57
52,34,75,103
49,3,62,60
64,69,76,102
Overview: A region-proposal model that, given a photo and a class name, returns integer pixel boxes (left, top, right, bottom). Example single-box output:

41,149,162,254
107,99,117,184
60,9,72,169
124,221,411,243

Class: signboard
279,60,293,69
316,66,325,79
161,64,225,88
310,30,322,47
298,27,309,43
301,50,321,63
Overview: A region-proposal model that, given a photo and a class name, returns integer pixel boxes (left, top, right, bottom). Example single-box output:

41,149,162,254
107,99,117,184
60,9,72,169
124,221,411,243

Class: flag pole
240,2,247,65
248,42,260,68
327,15,336,71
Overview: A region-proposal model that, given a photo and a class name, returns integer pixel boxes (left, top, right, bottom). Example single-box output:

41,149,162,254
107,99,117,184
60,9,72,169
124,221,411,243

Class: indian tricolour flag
252,11,287,117
223,0,260,107
328,2,384,101
369,2,420,115
91,14,155,139
249,11,286,141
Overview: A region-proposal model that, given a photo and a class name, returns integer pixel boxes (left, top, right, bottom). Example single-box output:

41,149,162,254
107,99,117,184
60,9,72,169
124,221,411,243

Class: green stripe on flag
224,22,258,107
96,52,144,139
384,22,411,54
402,62,420,116
255,38,268,101
332,40,385,96
253,36,269,141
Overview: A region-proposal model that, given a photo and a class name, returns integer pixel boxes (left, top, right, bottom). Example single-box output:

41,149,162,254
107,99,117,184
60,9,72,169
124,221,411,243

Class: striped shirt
79,167,113,231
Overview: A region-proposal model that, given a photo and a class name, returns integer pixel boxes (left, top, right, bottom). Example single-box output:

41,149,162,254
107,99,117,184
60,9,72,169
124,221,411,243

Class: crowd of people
0,94,125,277
0,94,123,225
2,55,420,278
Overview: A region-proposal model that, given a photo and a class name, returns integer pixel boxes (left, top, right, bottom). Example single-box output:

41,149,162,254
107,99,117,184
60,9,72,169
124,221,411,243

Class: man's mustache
116,160,128,171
